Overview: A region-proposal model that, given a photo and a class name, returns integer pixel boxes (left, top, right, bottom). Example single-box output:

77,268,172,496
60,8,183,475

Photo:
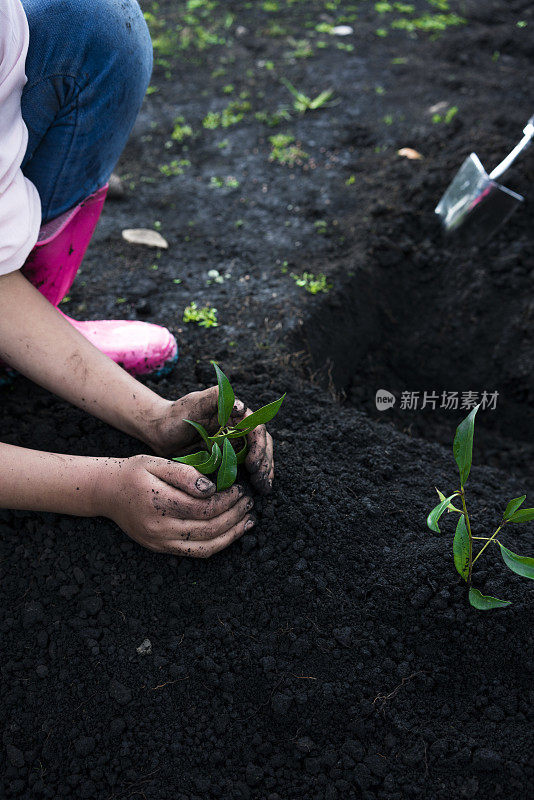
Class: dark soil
1,2,533,799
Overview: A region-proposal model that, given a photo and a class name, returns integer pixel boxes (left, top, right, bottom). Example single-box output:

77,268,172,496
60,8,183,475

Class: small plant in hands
427,404,534,609
173,362,285,492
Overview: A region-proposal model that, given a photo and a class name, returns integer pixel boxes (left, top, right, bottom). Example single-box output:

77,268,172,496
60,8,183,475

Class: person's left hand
147,387,274,494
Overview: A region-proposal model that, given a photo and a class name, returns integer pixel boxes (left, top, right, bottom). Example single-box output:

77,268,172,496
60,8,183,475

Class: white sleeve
0,0,42,277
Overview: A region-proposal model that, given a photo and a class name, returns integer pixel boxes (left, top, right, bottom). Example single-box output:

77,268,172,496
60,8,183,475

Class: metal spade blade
435,115,533,243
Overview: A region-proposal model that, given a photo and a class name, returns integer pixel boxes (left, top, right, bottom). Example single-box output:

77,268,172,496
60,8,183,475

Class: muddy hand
148,387,275,494
102,455,255,557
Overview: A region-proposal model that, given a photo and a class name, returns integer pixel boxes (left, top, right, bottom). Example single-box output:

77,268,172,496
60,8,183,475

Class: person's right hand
101,455,255,557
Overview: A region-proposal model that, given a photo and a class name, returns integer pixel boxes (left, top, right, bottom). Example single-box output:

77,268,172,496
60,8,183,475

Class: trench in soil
299,225,534,482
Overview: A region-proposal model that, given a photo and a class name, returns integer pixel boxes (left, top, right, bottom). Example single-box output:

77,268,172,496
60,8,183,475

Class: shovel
435,115,534,243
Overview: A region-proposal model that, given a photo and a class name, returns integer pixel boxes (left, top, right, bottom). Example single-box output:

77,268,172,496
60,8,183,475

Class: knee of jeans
86,0,153,97
23,0,152,98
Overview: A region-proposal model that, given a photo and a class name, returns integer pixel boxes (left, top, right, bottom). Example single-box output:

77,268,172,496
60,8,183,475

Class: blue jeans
20,0,153,223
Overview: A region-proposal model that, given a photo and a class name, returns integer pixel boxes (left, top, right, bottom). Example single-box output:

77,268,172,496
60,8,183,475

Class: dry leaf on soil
397,148,424,160
122,229,169,248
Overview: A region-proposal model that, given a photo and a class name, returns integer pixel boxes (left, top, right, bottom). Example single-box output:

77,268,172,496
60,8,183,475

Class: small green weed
206,269,229,285
255,108,292,127
288,38,313,59
203,100,251,129
183,302,219,328
269,134,308,167
432,105,458,124
209,175,240,189
291,272,332,294
281,78,334,113
171,117,194,142
159,159,191,177
391,13,465,33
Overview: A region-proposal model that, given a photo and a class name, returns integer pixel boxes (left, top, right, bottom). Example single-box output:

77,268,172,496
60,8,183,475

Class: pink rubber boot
20,185,178,377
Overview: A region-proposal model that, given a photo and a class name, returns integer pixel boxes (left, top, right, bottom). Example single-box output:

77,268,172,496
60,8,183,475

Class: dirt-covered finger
265,432,275,485
147,457,217,498
159,482,248,521
245,423,268,474
176,495,254,542
175,514,256,558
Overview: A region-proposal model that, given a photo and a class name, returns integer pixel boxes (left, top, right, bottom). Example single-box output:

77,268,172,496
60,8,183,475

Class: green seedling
266,21,288,37
183,302,218,328
171,117,194,142
291,271,332,294
203,100,251,129
391,12,465,33
173,362,285,491
209,175,240,189
431,105,458,125
255,108,292,127
207,269,229,285
280,78,334,113
159,159,191,177
288,39,313,59
269,134,309,167
427,405,534,609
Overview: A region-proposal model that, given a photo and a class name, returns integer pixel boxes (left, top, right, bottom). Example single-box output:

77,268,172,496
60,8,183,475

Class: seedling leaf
427,493,460,532
508,508,534,524
173,450,211,467
235,439,248,465
184,419,211,448
217,437,238,491
196,442,222,475
499,544,534,580
453,404,480,486
503,495,527,521
211,361,235,427
235,394,286,430
453,515,470,580
309,89,333,108
468,588,511,610
224,428,253,439
435,487,461,513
